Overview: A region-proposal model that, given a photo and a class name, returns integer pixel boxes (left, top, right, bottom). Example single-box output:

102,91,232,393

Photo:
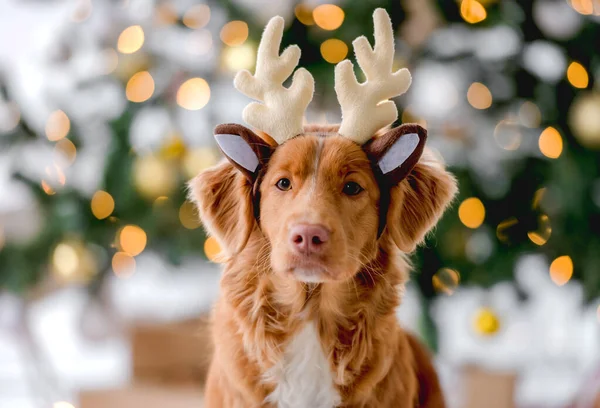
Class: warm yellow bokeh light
133,155,177,199
177,78,211,110
220,21,249,46
461,0,487,23
183,4,211,29
41,180,56,195
112,252,136,278
567,61,589,89
550,255,573,286
569,0,597,15
295,4,315,25
519,101,542,128
222,43,256,72
154,2,178,26
313,4,345,30
473,307,500,336
117,25,145,54
91,191,115,220
494,120,522,151
528,214,552,246
458,197,485,229
182,148,219,179
432,268,461,295
204,236,222,262
126,71,155,103
54,139,77,166
467,82,492,109
53,402,76,408
539,126,563,159
496,217,518,243
53,243,80,279
320,39,348,64
179,201,201,230
45,110,70,141
119,225,147,256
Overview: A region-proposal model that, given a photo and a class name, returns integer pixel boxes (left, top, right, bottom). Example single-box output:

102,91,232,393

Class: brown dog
189,9,457,408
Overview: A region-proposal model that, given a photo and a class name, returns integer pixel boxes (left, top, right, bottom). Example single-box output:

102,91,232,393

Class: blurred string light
204,236,222,262
320,39,348,64
54,139,77,167
119,225,147,256
494,119,521,151
460,0,487,24
568,0,600,15
117,25,145,54
432,268,460,295
518,101,542,128
467,82,492,109
112,252,136,278
179,201,201,229
496,217,518,243
183,4,211,29
91,191,115,219
41,180,56,195
528,214,552,246
458,197,485,229
182,147,219,179
45,110,70,141
45,164,66,187
52,240,97,283
54,402,75,408
222,43,256,72
153,196,170,210
220,21,249,46
539,126,563,159
567,61,589,89
72,0,92,22
550,255,573,286
126,71,154,103
133,155,177,199
473,307,500,336
569,91,600,149
532,187,546,210
0,101,20,133
295,4,315,25
177,78,211,110
154,2,178,26
313,4,345,30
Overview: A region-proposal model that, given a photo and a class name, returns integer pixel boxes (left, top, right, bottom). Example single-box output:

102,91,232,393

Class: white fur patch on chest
264,322,341,408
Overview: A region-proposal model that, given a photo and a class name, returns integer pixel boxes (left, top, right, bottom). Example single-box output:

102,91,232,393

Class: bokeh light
183,4,211,29
133,155,177,199
117,25,145,54
568,0,599,15
54,402,76,408
41,180,56,195
182,148,219,179
204,236,222,262
54,139,77,167
91,191,115,220
433,268,461,295
313,4,345,30
527,215,552,246
52,243,79,280
569,91,600,149
177,78,211,110
549,255,573,286
473,307,500,336
567,61,589,89
467,82,492,109
126,71,155,103
45,110,70,141
220,21,249,46
460,0,487,24
295,4,315,25
519,101,542,128
458,197,485,229
320,39,348,64
494,120,522,151
112,252,136,278
222,43,256,72
179,201,201,230
119,225,147,256
539,126,563,159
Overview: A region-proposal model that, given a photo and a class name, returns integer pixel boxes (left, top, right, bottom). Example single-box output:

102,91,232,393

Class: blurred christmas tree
0,0,599,310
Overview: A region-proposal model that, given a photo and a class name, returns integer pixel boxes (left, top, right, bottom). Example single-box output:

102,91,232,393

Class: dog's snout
289,224,330,255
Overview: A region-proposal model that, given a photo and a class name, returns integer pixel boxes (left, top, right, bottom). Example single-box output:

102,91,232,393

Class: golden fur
190,125,457,407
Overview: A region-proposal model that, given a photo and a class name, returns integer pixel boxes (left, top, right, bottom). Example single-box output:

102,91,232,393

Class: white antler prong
335,8,412,144
234,16,314,144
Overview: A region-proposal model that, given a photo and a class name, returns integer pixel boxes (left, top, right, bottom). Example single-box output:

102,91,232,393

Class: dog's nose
289,224,330,255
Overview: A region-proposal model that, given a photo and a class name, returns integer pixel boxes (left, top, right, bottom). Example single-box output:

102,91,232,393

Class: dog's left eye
342,182,363,196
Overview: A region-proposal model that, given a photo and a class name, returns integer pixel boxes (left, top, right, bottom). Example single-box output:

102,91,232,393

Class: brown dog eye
342,182,363,196
276,178,292,191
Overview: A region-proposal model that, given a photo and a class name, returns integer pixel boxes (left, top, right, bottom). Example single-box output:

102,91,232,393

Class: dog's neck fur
220,227,411,404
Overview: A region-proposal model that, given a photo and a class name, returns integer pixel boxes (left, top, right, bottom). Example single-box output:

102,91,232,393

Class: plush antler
334,8,412,144
233,16,314,144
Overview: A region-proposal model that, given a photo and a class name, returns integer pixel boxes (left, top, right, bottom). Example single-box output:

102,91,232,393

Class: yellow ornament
569,92,600,149
133,155,178,199
52,239,98,284
473,307,501,336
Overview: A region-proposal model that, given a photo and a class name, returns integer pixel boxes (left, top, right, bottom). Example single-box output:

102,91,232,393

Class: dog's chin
290,267,331,283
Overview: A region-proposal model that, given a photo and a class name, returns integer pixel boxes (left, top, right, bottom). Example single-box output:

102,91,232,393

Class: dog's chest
264,322,341,408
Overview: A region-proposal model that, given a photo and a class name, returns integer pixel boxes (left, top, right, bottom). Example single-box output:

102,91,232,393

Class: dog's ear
214,123,274,182
188,160,255,256
364,124,457,252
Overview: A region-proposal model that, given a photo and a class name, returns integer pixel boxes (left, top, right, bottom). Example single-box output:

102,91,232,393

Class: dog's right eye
276,178,292,191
